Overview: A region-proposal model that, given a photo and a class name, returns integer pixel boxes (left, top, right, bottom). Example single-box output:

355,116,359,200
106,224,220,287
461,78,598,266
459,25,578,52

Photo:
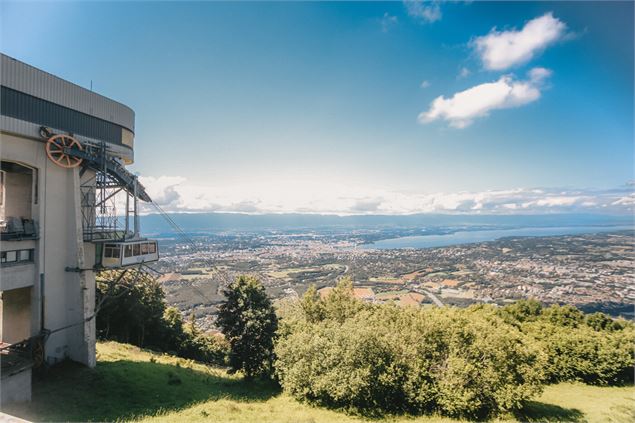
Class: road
416,288,444,307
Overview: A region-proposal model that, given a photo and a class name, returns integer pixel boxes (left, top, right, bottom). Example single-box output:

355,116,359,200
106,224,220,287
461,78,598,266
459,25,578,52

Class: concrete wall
0,132,96,367
0,287,31,343
0,368,31,405
0,259,36,291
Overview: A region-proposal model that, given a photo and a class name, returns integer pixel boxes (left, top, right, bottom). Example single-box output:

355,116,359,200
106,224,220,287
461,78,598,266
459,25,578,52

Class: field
4,341,634,423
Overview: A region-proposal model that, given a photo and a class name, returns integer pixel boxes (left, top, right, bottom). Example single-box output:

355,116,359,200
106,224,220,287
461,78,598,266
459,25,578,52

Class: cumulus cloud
404,0,442,23
137,176,634,216
139,175,186,207
473,12,567,70
419,67,551,128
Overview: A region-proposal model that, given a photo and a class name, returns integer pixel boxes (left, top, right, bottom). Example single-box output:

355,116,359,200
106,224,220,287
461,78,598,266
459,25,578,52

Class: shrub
275,283,545,418
542,304,585,328
499,301,635,386
499,299,543,324
523,320,634,385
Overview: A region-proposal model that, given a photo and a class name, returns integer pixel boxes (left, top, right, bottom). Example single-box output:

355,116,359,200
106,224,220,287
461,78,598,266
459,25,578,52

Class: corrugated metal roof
1,53,134,132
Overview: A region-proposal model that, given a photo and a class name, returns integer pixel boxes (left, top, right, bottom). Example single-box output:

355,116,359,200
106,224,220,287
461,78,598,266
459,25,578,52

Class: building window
1,249,34,265
18,250,31,261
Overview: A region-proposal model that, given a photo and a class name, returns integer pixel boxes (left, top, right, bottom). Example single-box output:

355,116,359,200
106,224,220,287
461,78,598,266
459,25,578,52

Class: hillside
3,341,633,423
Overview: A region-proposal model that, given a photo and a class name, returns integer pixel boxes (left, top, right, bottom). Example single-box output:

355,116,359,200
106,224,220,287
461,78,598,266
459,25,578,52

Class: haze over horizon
2,1,633,216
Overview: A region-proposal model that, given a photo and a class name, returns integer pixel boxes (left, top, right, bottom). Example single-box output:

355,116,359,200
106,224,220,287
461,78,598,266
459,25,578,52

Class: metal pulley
45,134,84,168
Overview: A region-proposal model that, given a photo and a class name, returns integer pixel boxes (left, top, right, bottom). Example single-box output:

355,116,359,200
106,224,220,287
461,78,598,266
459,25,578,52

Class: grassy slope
3,341,633,423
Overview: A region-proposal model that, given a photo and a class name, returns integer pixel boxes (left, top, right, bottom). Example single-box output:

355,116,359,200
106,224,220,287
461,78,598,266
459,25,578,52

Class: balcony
1,217,38,241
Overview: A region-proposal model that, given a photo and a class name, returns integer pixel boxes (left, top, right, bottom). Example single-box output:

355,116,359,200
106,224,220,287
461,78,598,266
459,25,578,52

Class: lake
361,225,633,250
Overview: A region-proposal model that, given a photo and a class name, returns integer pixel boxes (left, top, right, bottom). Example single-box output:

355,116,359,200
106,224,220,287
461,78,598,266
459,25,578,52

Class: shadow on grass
514,401,585,422
4,359,280,422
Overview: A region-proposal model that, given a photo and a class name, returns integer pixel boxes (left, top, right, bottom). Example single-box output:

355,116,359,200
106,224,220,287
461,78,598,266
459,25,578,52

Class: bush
275,281,545,418
499,302,635,386
523,320,634,385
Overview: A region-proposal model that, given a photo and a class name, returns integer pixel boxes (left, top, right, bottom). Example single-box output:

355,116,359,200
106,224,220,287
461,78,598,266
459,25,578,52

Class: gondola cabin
99,240,159,268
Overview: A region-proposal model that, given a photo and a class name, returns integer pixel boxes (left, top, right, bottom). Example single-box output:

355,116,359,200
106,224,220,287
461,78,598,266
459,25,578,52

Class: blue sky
1,1,633,215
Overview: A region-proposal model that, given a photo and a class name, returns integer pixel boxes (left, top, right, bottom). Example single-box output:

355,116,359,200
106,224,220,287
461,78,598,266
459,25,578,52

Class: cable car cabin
99,240,159,268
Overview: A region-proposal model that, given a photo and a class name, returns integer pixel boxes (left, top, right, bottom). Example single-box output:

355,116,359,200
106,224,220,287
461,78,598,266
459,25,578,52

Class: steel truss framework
38,128,148,242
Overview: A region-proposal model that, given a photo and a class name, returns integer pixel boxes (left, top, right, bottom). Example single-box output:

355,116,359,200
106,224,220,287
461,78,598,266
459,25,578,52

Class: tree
96,272,229,365
217,275,278,379
96,270,166,347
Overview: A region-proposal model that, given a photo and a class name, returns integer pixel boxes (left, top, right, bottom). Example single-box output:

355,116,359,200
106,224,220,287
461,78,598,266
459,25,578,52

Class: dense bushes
275,281,545,418
96,271,228,365
500,301,634,386
275,282,634,418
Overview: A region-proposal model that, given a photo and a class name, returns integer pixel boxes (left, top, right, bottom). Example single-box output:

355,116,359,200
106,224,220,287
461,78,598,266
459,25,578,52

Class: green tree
300,285,325,323
97,272,229,365
217,275,278,379
96,270,166,347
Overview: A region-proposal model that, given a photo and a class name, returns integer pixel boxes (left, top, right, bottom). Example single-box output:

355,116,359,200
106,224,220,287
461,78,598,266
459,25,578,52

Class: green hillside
3,341,633,423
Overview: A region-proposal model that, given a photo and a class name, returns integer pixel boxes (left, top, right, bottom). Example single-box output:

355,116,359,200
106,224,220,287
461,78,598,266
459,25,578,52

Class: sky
1,1,633,215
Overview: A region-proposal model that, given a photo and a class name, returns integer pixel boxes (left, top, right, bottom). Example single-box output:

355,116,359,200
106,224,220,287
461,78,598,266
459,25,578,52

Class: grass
3,341,633,423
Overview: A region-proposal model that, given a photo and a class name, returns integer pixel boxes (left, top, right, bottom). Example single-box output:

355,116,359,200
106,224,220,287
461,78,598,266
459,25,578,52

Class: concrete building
0,54,153,404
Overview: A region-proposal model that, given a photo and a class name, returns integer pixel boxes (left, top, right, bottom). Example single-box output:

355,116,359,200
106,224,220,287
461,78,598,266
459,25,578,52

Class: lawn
3,341,633,423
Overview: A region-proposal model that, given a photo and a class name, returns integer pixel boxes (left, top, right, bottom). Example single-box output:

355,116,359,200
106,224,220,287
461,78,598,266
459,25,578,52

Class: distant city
144,213,634,332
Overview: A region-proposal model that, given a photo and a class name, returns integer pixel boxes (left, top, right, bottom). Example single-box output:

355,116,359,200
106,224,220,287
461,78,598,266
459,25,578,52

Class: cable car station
0,53,157,405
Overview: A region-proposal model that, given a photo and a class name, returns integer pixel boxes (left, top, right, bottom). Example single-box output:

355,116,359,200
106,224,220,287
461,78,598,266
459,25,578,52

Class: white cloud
473,12,567,70
612,194,635,206
458,67,471,79
404,1,442,23
420,80,431,88
137,176,635,216
419,67,551,128
139,176,186,207
380,12,398,32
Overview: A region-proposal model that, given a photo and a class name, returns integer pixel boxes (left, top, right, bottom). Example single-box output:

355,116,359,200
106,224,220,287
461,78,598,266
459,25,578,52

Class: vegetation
3,341,633,423
92,272,633,420
499,300,634,386
217,275,278,379
276,282,634,418
96,270,228,365
276,280,545,419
